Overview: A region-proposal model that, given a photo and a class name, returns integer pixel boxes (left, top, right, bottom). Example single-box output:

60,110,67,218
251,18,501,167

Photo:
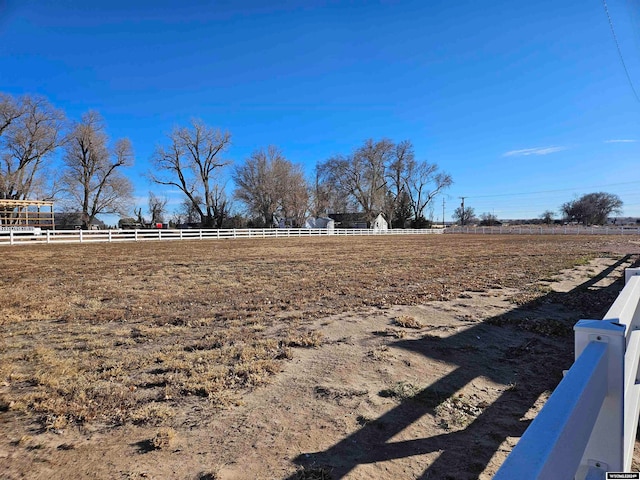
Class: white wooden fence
447,226,640,235
496,268,640,479
0,227,443,246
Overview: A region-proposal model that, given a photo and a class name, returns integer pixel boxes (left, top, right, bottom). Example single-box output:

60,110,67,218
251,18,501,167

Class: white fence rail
446,226,640,235
496,268,640,479
0,227,443,246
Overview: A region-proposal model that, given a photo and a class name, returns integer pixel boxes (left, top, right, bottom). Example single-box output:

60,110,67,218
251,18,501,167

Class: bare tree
479,212,499,226
0,93,23,138
209,183,231,228
384,140,413,228
62,111,134,229
403,158,452,226
234,146,279,226
177,195,202,225
150,119,231,228
311,164,350,217
134,207,145,225
0,94,65,225
318,139,393,225
169,211,184,227
233,146,309,227
452,206,476,225
148,191,168,224
561,192,622,225
318,139,452,228
540,210,555,225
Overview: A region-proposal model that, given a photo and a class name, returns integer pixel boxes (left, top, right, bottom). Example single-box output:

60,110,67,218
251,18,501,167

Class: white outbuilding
372,213,388,232
305,217,335,231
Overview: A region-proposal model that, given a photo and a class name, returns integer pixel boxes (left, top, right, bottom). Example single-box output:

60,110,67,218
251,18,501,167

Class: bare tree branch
0,94,65,202
233,146,309,227
403,159,452,222
62,111,134,229
148,191,168,224
561,192,623,225
317,139,451,228
317,139,393,225
150,119,231,228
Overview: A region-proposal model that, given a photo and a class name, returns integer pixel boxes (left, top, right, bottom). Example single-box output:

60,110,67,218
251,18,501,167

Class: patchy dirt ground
1,235,639,479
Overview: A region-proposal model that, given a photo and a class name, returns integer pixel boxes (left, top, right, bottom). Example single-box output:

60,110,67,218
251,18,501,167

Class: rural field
1,234,640,479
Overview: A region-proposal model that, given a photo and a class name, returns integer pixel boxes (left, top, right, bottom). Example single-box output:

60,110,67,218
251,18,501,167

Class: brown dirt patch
0,235,639,479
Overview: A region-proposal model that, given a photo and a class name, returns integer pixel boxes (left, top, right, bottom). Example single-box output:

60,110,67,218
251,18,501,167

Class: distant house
328,212,388,230
304,217,335,230
328,213,368,229
55,212,105,230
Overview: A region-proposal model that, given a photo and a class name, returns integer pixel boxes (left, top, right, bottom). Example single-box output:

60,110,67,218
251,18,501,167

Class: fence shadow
285,254,638,479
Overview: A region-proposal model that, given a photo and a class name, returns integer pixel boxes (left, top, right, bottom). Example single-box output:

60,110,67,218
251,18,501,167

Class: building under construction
0,199,55,230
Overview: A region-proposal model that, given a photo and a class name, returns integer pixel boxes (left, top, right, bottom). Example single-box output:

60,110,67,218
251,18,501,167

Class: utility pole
459,197,466,226
442,197,445,228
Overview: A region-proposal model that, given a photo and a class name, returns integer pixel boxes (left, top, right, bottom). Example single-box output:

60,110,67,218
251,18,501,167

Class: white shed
372,213,388,232
305,217,335,231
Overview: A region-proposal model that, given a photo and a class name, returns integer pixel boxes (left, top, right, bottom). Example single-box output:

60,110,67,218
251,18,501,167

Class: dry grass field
1,234,639,479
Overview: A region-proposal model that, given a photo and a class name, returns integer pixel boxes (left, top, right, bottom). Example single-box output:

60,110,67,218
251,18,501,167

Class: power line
603,0,640,102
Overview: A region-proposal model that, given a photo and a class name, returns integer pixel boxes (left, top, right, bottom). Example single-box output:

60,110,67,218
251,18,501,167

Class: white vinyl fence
495,268,640,479
447,226,640,235
0,227,443,246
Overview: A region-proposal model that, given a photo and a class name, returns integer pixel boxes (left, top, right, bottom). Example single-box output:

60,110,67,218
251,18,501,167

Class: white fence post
624,267,640,284
574,320,625,478
495,320,625,479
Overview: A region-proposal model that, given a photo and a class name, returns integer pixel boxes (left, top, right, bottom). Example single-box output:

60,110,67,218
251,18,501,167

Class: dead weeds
150,427,176,450
395,314,424,329
0,235,633,432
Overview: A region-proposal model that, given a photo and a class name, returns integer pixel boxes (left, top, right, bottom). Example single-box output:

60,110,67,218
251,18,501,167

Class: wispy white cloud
604,139,637,143
503,146,567,157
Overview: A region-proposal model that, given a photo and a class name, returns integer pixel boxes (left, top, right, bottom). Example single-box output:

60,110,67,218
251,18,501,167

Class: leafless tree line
0,93,134,229
1,92,453,229
139,119,453,229
453,192,624,227
232,145,308,227
316,139,452,228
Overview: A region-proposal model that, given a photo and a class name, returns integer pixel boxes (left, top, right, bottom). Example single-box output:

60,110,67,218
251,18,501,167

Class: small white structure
305,217,335,231
372,213,388,232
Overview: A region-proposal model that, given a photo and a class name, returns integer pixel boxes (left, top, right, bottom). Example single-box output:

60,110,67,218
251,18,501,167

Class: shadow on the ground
131,439,156,454
285,254,638,480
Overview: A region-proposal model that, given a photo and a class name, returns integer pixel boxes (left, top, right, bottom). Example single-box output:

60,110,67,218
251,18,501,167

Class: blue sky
2,0,640,222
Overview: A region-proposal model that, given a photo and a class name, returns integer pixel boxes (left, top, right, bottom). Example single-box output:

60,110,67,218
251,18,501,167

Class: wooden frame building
0,199,55,229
